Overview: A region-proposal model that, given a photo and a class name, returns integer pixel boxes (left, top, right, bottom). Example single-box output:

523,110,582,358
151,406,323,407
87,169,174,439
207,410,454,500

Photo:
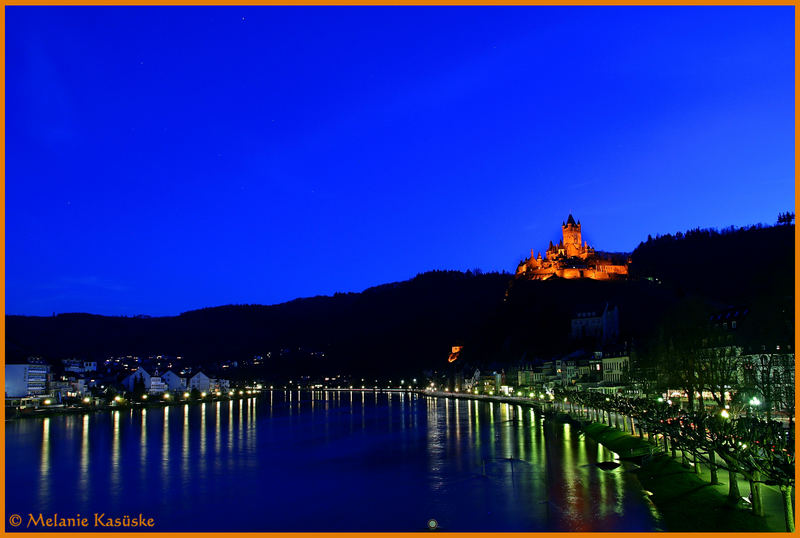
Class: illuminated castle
515,214,629,280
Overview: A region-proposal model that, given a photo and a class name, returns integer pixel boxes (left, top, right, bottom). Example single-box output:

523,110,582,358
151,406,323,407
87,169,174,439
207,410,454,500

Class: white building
189,372,211,393
5,362,50,397
63,359,98,373
602,355,629,384
161,370,187,391
122,366,151,392
148,370,168,394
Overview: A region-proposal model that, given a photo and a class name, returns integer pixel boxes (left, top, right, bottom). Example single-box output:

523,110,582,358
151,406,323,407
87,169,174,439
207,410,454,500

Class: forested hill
6,221,794,375
5,271,512,374
630,222,794,304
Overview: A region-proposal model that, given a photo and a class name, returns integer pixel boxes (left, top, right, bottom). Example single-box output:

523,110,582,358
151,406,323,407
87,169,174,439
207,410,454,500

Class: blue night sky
7,7,794,316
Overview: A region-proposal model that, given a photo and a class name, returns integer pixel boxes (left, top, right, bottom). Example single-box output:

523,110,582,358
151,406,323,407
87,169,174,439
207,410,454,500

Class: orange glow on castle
516,214,629,281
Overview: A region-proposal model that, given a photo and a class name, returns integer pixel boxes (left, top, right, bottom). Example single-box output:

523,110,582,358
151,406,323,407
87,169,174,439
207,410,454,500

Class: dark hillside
630,223,794,304
6,271,512,376
6,222,794,377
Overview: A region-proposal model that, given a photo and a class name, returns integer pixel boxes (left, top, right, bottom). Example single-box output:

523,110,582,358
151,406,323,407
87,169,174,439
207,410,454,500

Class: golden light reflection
162,406,169,478
215,401,221,455
111,411,120,494
39,417,51,504
200,403,207,462
140,408,147,474
79,414,89,504
182,404,189,481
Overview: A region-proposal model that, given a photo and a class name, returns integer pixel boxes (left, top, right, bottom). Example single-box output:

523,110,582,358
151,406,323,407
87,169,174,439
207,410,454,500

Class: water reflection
9,394,657,532
162,406,170,480
111,411,120,494
79,414,89,505
38,418,50,505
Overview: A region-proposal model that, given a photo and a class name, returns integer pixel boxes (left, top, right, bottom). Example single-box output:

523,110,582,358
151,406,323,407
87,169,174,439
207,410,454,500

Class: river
6,391,660,531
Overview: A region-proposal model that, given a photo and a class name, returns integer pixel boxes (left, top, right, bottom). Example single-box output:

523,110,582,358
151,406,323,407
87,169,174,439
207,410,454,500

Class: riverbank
423,391,776,532
5,394,259,421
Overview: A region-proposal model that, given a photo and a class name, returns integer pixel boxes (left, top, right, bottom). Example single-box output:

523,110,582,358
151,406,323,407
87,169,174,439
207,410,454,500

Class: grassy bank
582,422,772,532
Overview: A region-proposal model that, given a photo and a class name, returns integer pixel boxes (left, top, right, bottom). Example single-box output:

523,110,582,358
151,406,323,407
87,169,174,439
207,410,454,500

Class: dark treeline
6,221,794,378
630,219,794,304
6,270,511,377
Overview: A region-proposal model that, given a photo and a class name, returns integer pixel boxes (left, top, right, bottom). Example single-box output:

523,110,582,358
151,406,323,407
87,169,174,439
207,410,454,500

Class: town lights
44,399,52,405
750,396,761,406
529,393,535,398
720,409,730,419
229,391,235,396
163,393,170,400
114,396,122,402
239,391,243,395
183,393,190,399
657,397,664,402
83,397,91,403
142,395,148,400
201,392,207,398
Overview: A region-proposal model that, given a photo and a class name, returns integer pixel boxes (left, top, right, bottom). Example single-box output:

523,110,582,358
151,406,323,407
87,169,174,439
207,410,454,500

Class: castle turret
562,213,582,257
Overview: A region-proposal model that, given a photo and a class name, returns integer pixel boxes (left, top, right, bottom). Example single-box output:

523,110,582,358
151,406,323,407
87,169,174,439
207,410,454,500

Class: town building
62,359,98,373
189,372,211,393
5,359,50,398
571,303,620,344
161,370,187,391
602,353,629,385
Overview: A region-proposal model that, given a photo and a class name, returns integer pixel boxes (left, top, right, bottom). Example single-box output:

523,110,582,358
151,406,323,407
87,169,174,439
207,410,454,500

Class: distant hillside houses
122,367,230,394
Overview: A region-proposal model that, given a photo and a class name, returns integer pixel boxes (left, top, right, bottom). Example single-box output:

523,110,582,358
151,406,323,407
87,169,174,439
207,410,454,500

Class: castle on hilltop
515,214,630,281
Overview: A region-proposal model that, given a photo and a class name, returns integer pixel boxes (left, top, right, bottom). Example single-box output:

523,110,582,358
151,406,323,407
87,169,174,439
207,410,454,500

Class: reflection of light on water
111,411,120,494
215,401,221,456
141,409,147,476
249,398,257,453
425,397,445,492
200,403,207,474
454,399,460,441
182,404,189,481
39,418,51,505
238,398,244,446
162,406,170,479
79,414,89,504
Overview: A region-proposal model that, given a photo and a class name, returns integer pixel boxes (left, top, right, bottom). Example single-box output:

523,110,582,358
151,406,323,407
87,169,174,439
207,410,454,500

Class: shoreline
422,390,775,533
5,394,259,421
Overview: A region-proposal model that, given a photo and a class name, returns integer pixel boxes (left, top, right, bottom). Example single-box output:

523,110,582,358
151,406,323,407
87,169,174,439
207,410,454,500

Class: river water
6,391,660,531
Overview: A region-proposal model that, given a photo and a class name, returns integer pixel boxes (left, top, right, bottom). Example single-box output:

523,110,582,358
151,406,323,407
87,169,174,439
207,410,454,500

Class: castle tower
562,214,582,257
